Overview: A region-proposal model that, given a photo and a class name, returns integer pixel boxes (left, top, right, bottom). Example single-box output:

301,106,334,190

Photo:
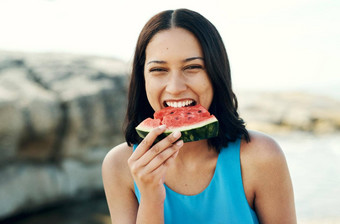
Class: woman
102,8,296,224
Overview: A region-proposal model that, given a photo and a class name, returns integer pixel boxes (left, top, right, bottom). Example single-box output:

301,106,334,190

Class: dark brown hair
124,8,249,152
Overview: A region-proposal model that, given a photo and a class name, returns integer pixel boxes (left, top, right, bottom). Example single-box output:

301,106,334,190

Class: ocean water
275,132,340,223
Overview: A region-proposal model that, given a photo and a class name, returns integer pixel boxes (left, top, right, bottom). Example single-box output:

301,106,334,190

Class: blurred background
0,0,339,223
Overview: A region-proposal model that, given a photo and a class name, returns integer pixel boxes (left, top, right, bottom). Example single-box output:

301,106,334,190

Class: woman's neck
175,139,218,168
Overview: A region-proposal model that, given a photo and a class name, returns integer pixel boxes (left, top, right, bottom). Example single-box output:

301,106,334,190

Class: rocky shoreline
0,50,339,220
237,90,340,135
0,51,128,219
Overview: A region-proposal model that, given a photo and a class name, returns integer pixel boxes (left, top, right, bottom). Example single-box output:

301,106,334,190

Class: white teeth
166,100,193,108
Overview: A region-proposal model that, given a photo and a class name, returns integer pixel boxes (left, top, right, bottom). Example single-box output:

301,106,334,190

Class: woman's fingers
136,140,183,185
144,139,183,173
139,130,182,166
129,125,167,161
128,128,183,184
128,126,182,177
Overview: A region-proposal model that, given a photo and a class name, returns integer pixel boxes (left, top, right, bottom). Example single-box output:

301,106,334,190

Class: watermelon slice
135,104,219,143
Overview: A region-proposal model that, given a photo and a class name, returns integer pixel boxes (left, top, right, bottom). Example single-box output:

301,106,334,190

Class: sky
0,0,339,97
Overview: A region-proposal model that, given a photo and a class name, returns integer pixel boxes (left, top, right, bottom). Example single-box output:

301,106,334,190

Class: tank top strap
218,138,241,171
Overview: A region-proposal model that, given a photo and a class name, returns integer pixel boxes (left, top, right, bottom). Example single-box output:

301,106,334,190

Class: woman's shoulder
102,142,134,186
241,130,285,163
240,130,289,181
240,130,288,203
240,131,296,222
103,142,133,162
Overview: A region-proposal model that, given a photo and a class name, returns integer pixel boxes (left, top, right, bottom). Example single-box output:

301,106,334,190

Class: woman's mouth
163,100,196,108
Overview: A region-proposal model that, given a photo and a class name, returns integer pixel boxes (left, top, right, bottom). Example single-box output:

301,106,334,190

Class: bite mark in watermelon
135,104,219,143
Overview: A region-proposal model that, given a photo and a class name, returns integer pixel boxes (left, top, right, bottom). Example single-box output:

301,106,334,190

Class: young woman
102,8,296,224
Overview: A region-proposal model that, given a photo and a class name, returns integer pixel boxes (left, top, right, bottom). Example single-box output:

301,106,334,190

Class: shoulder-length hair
124,8,249,153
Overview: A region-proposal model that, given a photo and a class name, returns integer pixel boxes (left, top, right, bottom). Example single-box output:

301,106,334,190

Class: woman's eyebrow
183,57,204,62
146,57,204,65
146,60,166,65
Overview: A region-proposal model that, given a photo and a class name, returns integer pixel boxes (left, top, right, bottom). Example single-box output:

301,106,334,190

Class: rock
0,87,23,162
0,160,103,218
238,91,340,134
23,52,129,161
50,73,127,161
0,51,128,219
0,67,60,161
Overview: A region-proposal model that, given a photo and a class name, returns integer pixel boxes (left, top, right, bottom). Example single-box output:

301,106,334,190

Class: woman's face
144,28,213,112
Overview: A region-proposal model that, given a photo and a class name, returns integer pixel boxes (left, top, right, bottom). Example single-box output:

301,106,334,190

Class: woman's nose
165,71,187,95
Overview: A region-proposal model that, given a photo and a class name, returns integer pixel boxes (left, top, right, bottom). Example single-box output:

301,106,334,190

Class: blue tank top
133,139,259,224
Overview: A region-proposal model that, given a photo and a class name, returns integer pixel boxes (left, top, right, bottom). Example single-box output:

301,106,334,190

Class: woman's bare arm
102,143,138,224
242,131,297,224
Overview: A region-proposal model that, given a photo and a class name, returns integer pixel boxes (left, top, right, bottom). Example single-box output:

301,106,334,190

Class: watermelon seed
198,110,202,113
170,111,175,114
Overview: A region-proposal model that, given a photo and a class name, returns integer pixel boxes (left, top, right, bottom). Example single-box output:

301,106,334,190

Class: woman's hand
128,125,183,205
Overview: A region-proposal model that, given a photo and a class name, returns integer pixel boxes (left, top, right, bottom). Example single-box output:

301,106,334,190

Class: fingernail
173,130,181,138
176,140,183,147
159,125,166,131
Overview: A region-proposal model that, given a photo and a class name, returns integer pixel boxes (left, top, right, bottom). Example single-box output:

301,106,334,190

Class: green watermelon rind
135,116,219,143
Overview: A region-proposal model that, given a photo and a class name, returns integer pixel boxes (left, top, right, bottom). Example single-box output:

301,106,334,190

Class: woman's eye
184,65,204,71
149,68,167,73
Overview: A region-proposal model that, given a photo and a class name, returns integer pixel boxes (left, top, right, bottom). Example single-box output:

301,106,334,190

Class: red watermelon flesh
158,105,213,128
136,104,219,143
154,104,210,121
139,118,161,129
